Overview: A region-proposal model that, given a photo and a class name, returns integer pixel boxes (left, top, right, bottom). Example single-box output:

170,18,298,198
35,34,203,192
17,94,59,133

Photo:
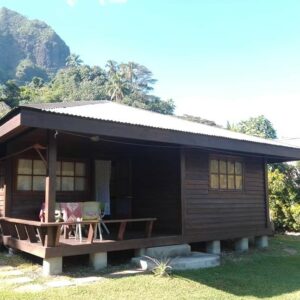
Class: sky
1,0,300,139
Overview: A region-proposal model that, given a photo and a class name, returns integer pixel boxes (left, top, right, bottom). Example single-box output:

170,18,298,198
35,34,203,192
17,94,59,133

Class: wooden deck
2,234,182,259
0,217,182,259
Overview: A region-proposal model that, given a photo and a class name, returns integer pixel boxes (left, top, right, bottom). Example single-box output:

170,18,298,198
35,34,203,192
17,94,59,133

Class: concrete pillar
43,257,63,276
235,238,249,252
206,240,221,255
134,248,146,257
89,252,107,270
255,236,268,249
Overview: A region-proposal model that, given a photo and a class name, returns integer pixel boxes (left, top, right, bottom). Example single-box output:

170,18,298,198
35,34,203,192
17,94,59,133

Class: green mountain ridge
0,7,70,83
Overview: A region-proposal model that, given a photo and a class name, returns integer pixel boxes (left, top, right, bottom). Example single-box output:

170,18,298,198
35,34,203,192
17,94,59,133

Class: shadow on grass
0,245,42,268
175,248,300,298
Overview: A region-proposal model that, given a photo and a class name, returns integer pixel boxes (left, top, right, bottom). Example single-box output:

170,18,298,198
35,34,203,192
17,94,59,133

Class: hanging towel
95,160,111,215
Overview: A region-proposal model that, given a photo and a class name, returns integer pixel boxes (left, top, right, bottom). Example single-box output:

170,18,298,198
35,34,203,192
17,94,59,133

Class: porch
0,217,182,259
0,128,183,273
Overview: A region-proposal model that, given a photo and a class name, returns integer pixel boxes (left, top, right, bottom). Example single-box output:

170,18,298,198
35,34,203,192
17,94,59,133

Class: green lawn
1,235,300,299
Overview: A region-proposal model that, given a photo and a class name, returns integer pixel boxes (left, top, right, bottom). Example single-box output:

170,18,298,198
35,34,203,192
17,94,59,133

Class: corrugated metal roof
22,101,300,149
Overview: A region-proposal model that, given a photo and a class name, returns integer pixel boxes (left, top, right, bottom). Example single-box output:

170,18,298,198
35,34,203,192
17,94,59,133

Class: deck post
45,130,57,247
89,252,107,270
43,257,62,276
45,130,57,223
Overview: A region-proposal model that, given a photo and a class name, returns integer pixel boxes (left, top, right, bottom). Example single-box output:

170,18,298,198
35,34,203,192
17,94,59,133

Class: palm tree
105,73,126,102
66,54,83,67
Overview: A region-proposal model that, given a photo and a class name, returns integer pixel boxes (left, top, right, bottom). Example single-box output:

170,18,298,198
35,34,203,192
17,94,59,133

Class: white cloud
66,0,77,7
99,0,128,6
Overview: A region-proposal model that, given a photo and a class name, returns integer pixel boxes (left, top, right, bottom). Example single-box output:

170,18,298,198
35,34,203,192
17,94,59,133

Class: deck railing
0,217,157,248
0,217,99,247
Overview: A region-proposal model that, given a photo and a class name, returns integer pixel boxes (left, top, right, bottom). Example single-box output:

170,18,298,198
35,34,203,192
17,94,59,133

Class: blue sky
1,0,300,138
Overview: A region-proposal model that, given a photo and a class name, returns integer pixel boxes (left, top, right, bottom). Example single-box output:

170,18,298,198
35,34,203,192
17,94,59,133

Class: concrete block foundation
89,252,107,270
234,238,249,252
43,257,63,276
206,240,221,255
255,236,268,249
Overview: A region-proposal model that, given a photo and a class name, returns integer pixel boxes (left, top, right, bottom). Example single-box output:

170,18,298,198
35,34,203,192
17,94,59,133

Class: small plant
143,256,172,277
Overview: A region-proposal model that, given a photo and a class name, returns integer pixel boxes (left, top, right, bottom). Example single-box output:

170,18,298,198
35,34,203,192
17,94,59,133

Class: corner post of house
263,159,271,229
180,147,186,237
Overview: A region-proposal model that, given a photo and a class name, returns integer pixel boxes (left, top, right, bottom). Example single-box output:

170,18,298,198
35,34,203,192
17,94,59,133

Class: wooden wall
182,148,270,242
3,129,182,232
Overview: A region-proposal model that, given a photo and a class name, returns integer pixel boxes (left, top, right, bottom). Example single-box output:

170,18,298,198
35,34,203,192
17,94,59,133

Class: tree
105,73,127,102
227,115,277,139
0,80,21,107
228,115,300,231
268,164,300,230
66,54,83,67
178,114,221,127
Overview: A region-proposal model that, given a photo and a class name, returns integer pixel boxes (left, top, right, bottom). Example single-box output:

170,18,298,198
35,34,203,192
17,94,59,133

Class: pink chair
60,202,83,238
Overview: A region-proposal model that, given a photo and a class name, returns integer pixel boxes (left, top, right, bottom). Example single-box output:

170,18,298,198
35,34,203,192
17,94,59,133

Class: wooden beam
45,130,57,223
264,161,272,229
0,114,21,139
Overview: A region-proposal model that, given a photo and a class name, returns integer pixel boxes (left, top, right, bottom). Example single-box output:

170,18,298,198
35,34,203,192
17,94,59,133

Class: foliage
15,59,49,83
0,80,21,107
17,59,175,115
178,114,221,127
228,115,300,231
227,115,277,139
268,164,300,231
144,256,173,277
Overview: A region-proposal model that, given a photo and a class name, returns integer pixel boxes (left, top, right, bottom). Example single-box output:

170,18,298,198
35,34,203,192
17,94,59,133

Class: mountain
0,7,70,83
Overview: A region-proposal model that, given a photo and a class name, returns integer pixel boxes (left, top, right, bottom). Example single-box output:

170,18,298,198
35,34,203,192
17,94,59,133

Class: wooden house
0,101,299,274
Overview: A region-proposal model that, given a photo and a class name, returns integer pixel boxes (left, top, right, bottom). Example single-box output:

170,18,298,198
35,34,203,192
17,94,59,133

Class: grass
1,235,300,299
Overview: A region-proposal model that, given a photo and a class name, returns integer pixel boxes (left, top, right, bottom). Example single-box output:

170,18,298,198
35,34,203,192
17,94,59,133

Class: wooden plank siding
182,148,272,242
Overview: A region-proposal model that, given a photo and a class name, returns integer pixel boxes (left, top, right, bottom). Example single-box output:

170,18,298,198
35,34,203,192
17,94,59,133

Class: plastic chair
60,202,83,238
75,201,105,242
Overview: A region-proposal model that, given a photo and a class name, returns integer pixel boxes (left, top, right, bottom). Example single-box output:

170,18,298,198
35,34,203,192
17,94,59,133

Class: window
16,159,86,192
17,159,46,191
56,161,86,192
210,158,243,190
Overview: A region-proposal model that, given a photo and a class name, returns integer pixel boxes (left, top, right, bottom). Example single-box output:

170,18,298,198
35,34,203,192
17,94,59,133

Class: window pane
219,160,227,174
75,178,85,191
56,177,61,191
33,160,46,175
33,176,45,191
235,162,242,175
62,177,74,191
17,175,32,191
228,161,235,174
18,159,32,174
75,162,85,176
236,175,243,189
220,174,227,189
210,160,218,173
56,161,61,176
210,174,219,189
62,162,74,176
228,175,235,189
